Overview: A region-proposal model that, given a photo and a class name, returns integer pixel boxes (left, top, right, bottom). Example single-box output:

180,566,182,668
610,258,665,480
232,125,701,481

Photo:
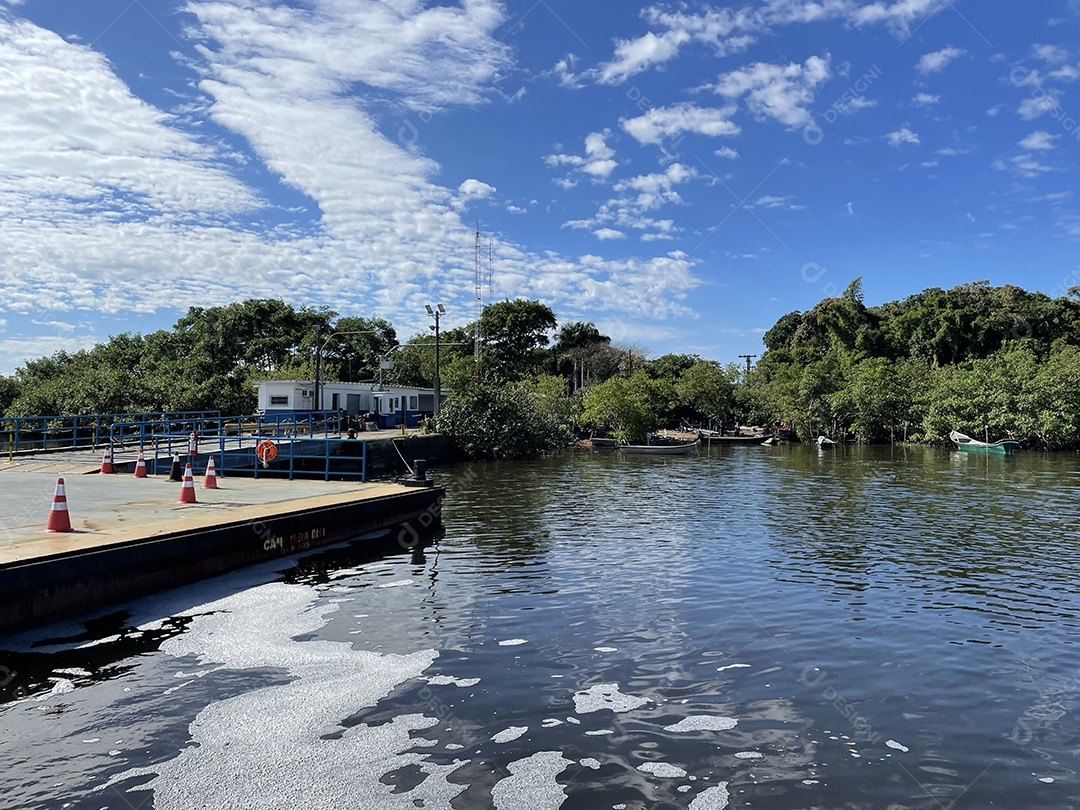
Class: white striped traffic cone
45,477,73,533
178,463,197,504
202,455,218,489
133,450,147,479
100,445,114,475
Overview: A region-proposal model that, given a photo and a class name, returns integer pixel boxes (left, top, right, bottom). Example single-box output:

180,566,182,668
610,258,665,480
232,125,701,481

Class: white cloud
1048,64,1080,82
913,92,940,105
621,102,740,145
594,228,626,240
0,3,704,347
754,195,804,210
1032,43,1070,64
994,153,1054,178
545,130,619,181
711,55,831,127
848,0,943,34
458,179,496,199
1019,131,1058,150
714,146,739,159
917,46,965,75
593,7,755,85
597,29,692,85
887,126,920,146
1018,89,1062,119
937,147,970,156
550,54,584,89
846,201,855,214
506,204,527,214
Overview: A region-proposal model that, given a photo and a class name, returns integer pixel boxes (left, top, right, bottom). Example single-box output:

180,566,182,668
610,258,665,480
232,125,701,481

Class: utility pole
739,354,757,374
426,304,446,415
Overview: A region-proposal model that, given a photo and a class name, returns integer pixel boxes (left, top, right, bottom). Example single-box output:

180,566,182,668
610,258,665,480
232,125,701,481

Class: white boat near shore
619,442,699,455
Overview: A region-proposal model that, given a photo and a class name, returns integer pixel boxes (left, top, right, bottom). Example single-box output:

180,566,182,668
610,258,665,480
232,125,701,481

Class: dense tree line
742,279,1080,448
5,280,1080,454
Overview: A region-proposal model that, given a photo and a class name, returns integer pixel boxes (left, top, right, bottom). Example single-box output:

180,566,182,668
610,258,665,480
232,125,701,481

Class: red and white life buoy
256,439,277,463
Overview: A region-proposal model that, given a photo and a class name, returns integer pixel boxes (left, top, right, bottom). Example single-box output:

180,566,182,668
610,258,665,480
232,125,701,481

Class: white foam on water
885,740,909,752
566,717,581,725
376,579,414,588
34,679,74,701
541,719,563,728
492,726,528,744
637,762,688,778
716,664,751,673
446,744,464,750
689,783,730,809
427,675,480,688
492,750,572,810
594,647,618,653
585,729,614,736
101,582,455,809
678,785,692,792
53,668,90,677
802,779,819,785
663,716,738,733
573,683,650,714
580,758,601,770
1039,777,1055,783
499,638,528,646
77,634,121,649
734,751,762,759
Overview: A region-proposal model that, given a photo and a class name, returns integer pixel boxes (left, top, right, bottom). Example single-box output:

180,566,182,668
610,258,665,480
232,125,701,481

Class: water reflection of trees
759,445,1080,628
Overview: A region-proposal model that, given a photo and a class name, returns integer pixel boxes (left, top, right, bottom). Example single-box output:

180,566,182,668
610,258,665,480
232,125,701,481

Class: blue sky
1,0,1078,376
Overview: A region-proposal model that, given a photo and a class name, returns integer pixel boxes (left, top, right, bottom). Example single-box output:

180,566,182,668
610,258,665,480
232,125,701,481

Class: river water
2,444,1080,809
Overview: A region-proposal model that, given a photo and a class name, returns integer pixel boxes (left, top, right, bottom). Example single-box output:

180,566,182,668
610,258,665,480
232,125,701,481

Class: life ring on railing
256,439,278,464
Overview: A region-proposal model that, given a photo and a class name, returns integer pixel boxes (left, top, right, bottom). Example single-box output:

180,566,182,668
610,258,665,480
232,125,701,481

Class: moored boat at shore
949,430,1019,456
620,442,699,455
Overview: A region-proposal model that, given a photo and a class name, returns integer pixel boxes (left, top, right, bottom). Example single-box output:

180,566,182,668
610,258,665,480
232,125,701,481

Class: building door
346,394,361,415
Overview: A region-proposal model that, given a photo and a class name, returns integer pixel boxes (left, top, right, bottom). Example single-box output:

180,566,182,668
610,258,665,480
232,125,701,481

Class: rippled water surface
3,444,1080,809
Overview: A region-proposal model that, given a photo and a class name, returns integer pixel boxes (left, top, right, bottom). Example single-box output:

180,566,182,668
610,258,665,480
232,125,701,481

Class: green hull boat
949,430,1019,456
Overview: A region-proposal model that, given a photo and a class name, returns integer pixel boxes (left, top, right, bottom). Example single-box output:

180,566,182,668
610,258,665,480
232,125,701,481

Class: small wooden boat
949,430,1019,456
620,442,699,455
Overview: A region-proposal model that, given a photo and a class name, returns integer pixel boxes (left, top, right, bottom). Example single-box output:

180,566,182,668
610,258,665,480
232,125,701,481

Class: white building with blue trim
253,380,445,428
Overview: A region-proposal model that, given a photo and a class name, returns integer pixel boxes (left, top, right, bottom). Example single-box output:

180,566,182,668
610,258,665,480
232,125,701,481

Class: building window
269,395,289,405
408,396,418,410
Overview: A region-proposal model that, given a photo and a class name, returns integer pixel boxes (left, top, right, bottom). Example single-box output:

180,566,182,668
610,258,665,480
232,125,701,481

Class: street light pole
315,329,382,413
425,304,445,416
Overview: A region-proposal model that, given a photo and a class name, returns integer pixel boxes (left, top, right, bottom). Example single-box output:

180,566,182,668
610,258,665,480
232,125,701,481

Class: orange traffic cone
133,450,147,478
45,477,73,533
178,463,197,504
202,455,219,489
100,445,114,475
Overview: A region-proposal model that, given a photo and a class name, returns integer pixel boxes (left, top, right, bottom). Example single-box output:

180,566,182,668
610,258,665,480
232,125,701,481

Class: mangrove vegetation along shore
3,279,1080,457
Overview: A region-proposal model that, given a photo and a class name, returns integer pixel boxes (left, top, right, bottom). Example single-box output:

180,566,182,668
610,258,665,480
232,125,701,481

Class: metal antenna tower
474,226,482,375
739,354,757,373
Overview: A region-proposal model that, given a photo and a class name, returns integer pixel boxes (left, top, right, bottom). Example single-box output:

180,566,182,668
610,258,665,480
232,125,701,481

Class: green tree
581,372,670,442
480,299,557,381
434,377,571,458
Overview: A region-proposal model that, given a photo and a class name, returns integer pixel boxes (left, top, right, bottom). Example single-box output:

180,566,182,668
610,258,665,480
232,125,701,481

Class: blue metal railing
0,411,221,455
149,433,367,482
108,410,346,449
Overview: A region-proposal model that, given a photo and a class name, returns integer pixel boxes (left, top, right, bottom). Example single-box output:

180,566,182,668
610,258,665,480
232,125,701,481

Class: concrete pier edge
0,485,444,634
